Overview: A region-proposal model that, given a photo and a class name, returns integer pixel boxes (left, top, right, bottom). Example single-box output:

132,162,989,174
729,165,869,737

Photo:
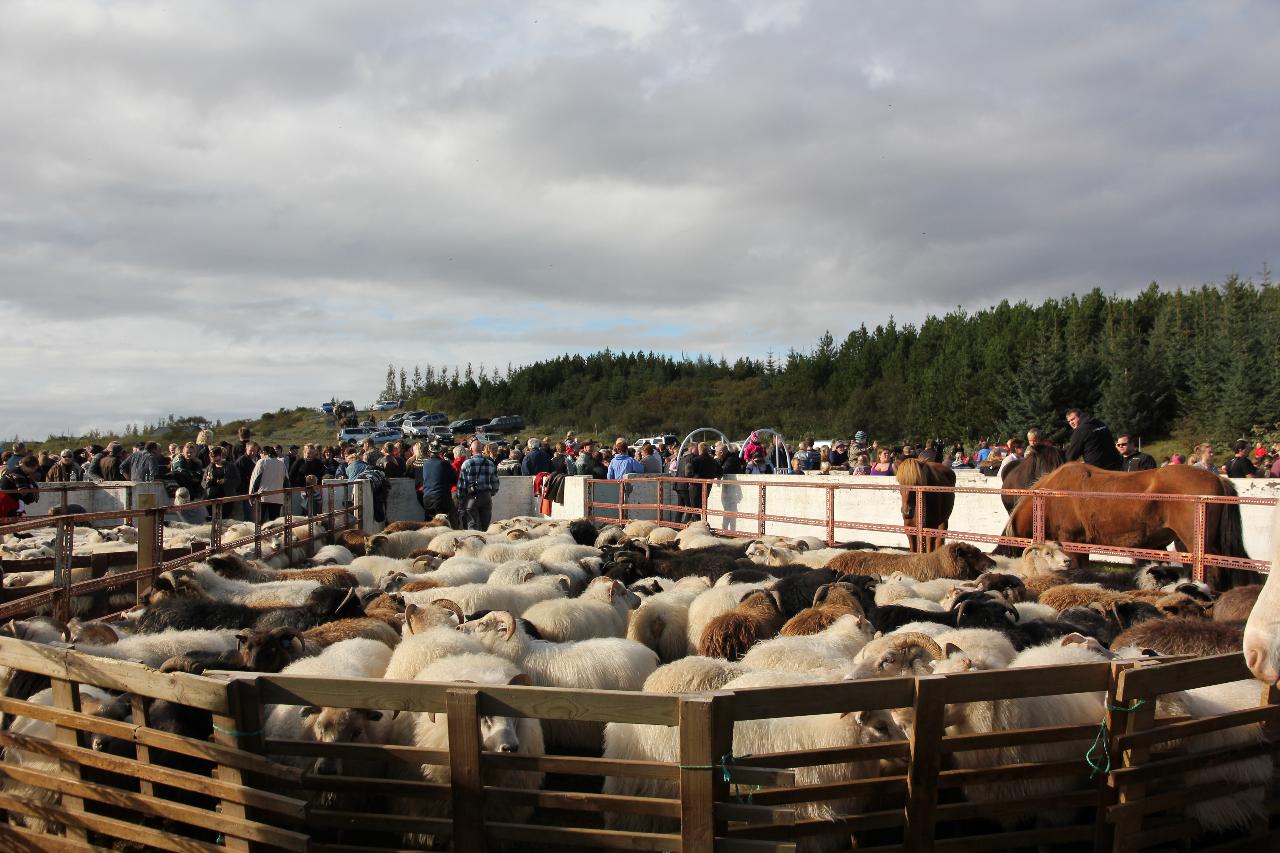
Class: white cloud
1,1,1277,437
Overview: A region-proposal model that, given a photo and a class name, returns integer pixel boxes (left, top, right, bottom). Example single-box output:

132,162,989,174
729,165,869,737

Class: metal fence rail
0,481,365,622
585,476,1276,584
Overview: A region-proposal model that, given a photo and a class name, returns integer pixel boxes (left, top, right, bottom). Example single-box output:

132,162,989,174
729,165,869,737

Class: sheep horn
812,583,834,606
498,612,516,640
885,632,945,660
432,599,465,625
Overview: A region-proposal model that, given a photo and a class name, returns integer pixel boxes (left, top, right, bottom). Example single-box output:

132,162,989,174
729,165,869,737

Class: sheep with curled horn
851,632,946,679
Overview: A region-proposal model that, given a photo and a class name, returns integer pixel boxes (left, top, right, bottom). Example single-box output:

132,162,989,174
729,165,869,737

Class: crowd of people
3,412,1278,524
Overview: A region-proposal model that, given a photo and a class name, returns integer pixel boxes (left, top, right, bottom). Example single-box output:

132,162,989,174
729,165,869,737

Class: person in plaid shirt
458,440,500,530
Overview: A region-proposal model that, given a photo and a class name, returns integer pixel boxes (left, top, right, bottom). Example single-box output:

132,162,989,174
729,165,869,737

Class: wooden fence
0,482,364,624
0,635,1275,852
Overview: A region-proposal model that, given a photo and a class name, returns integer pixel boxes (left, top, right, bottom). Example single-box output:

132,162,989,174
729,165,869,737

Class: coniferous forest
379,277,1279,448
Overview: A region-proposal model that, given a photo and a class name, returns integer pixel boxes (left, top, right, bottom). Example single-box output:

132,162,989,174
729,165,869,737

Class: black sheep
138,598,261,633
868,604,957,634
771,569,842,618
568,519,599,546
251,587,364,632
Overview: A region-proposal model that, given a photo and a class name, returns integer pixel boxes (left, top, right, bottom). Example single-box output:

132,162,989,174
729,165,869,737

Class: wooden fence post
52,516,74,624
679,693,733,853
825,484,836,545
49,677,89,842
1109,670,1156,853
136,493,159,606
757,483,767,537
212,675,267,853
1093,661,1135,852
252,495,263,559
904,674,945,852
446,687,486,853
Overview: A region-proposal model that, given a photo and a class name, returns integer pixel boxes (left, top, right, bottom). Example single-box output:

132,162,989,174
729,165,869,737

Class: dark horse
998,462,1249,589
895,457,957,553
999,444,1066,513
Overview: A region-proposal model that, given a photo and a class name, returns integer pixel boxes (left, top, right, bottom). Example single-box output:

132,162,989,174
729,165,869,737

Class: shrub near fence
0,636,1276,852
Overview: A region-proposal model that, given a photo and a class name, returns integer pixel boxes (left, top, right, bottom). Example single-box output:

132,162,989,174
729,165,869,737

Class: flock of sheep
0,512,1274,850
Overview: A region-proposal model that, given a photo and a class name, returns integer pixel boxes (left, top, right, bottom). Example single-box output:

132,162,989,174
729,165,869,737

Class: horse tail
894,457,927,487
1215,479,1249,559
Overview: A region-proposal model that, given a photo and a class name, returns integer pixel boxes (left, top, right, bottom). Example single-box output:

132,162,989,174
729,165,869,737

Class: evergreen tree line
382,276,1279,447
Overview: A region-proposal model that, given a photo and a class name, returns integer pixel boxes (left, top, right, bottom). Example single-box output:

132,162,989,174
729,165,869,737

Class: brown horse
998,462,1248,589
895,458,957,553
999,444,1066,513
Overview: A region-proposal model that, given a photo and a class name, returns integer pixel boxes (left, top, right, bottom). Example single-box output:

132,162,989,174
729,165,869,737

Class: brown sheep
1037,584,1122,613
1111,618,1244,656
1023,573,1076,598
827,543,994,582
697,590,786,661
340,530,370,556
1212,585,1262,622
1154,593,1210,620
780,583,866,636
273,567,360,588
360,592,405,627
400,578,443,593
303,618,400,649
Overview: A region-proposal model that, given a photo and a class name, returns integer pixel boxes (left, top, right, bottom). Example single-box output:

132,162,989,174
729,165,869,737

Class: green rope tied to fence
212,724,262,738
677,753,763,805
1085,699,1146,778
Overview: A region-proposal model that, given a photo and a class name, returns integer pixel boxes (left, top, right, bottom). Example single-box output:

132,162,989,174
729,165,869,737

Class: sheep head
954,596,1018,629
812,583,866,617
405,600,464,634
976,572,1028,603
67,619,120,645
864,632,944,677
459,610,518,643
1022,541,1071,575
300,706,385,775
238,627,308,672
588,577,642,609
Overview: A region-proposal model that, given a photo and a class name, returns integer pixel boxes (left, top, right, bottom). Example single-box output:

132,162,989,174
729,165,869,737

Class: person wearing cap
421,442,459,527
830,441,849,469
45,449,84,482
852,431,869,456
564,431,577,454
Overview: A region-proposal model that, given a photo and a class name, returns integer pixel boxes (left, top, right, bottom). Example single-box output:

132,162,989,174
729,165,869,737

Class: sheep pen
0,500,1277,853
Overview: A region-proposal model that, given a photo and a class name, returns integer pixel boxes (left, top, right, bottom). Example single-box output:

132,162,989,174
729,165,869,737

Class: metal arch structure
744,426,791,472
675,427,730,461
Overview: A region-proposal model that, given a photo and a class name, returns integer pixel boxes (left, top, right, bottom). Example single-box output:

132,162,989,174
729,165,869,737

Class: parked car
484,415,525,434
475,430,507,445
633,433,679,451
320,402,335,415
417,412,448,426
368,428,405,444
449,417,491,434
338,426,375,443
424,425,454,442
403,417,445,438
372,399,402,412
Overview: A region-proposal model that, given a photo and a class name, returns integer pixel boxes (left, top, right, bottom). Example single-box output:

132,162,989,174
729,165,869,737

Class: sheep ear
555,575,571,592
427,712,437,723
498,613,516,640
812,584,832,606
1060,633,1088,647
793,540,810,552
404,603,421,634
508,673,532,686
300,705,320,718
236,630,251,646
943,643,962,658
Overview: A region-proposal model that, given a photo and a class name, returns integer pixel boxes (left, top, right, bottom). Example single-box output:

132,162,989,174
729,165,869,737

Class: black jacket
1122,452,1157,472
1065,416,1124,470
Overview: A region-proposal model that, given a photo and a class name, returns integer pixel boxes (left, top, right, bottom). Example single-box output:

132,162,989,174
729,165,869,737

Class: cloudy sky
2,1,1277,438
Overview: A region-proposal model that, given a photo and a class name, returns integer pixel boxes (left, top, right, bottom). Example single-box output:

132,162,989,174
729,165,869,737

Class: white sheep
931,627,1018,670
601,656,747,834
349,555,418,586
367,529,440,559
403,574,569,617
384,601,484,681
1013,602,1059,623
425,529,484,555
310,544,355,565
536,541,603,566
189,565,320,606
684,582,768,654
485,560,545,586
412,556,494,588
647,526,678,545
626,578,710,663
522,577,641,642
387,652,544,848
740,613,873,675
460,610,659,751
73,626,240,667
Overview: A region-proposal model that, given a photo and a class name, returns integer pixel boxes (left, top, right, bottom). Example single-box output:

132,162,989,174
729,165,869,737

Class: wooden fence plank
49,677,87,844
0,792,221,853
903,674,944,852
1116,653,1252,701
678,695,719,853
727,678,915,720
485,821,683,851
446,687,484,853
212,676,268,852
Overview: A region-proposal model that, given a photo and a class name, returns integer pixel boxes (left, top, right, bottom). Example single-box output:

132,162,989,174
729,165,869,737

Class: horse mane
894,457,929,487
1021,444,1066,485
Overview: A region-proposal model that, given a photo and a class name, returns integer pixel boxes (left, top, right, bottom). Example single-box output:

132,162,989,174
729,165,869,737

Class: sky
2,1,1277,439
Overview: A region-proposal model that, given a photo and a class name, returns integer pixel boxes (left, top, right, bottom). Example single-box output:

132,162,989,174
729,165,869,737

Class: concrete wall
578,470,1276,566
26,482,172,526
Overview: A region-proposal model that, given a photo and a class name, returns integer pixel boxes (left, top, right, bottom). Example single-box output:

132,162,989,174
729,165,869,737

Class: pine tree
381,364,397,401
398,368,408,400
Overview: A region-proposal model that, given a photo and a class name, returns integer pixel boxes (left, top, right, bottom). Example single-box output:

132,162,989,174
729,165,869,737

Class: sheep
522,577,640,643
828,542,994,581
622,520,659,539
1135,562,1185,590
485,560,545,586
459,610,659,751
931,628,1018,669
721,669,907,853
780,583,868,636
348,555,418,586
303,618,400,649
851,631,947,679
382,518,450,534
647,526,678,545
874,579,919,606
1154,592,1211,620
383,601,486,681
1036,583,1119,613
601,655,747,834
769,569,842,617
306,544,355,565
895,597,946,612
568,518,599,545
684,581,769,653
388,653,544,849
593,524,627,548
536,542,604,568
1112,618,1245,657
362,529,441,559
987,541,1073,576
412,556,494,588
626,578,710,663
402,573,570,617
139,585,362,634
2,685,122,832
185,565,322,606
740,613,873,674
72,626,240,667
697,589,787,661
1213,585,1262,622
1012,601,1059,623
866,602,957,635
